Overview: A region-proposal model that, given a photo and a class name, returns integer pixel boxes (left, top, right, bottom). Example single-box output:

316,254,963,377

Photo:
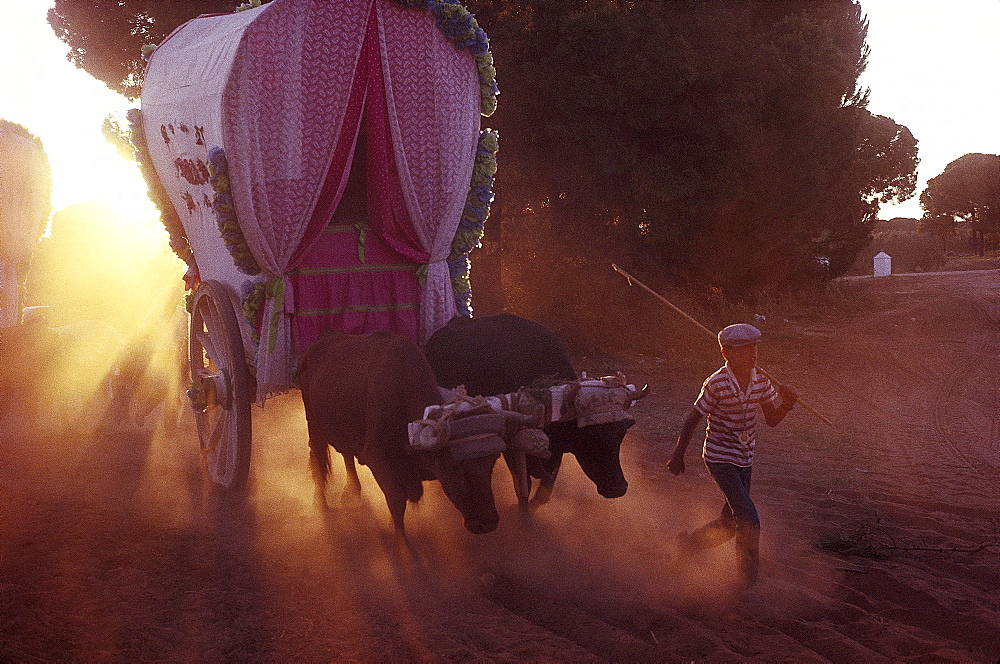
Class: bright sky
858,0,1000,219
0,0,160,242
0,0,997,225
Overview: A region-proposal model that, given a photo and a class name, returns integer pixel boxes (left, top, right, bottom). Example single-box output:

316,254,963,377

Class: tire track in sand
930,295,1000,482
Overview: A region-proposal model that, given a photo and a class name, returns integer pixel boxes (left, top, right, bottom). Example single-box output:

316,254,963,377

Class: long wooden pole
612,263,832,426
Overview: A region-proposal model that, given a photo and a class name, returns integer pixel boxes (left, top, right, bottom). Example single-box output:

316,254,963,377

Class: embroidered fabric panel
222,0,371,397
378,0,481,342
223,0,369,271
290,221,420,354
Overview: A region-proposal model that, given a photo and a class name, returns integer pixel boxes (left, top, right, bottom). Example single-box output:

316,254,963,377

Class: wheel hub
188,369,232,412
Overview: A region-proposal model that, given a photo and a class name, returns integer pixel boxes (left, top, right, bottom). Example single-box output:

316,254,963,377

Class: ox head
537,379,647,499
546,417,635,498
424,447,502,535
412,412,506,534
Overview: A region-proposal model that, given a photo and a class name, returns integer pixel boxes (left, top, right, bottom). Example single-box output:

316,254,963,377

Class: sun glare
0,2,189,438
0,1,163,248
859,0,1000,219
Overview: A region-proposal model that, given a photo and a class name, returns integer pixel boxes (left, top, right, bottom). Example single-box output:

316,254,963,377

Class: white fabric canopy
140,6,261,290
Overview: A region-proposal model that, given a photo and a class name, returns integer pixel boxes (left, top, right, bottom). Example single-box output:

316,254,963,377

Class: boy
667,323,797,587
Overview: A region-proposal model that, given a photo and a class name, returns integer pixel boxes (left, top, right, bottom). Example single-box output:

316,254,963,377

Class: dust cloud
246,392,808,622
4,201,188,438
5,264,997,660
0,199,832,657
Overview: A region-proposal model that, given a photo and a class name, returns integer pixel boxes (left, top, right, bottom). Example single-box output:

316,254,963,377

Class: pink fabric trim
291,225,420,352
363,10,427,264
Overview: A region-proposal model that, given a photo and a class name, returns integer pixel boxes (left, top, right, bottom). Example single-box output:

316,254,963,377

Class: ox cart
135,0,498,490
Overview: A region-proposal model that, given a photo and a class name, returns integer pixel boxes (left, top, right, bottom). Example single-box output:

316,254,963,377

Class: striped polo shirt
693,365,777,467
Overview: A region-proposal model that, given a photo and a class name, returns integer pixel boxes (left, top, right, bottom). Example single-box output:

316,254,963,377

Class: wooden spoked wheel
188,280,254,490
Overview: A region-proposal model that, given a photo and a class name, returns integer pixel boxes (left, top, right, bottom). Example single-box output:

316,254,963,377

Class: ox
425,314,638,505
296,329,502,537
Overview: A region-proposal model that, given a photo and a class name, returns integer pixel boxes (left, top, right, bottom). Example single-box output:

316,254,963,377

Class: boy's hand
666,452,685,475
778,383,798,407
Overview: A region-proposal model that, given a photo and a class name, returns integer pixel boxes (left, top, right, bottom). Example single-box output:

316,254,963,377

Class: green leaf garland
448,128,498,316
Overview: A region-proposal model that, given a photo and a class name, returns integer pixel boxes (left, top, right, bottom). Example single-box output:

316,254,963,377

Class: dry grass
938,255,1000,272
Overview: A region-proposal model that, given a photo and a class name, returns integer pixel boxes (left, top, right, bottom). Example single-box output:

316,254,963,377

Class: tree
920,153,1000,256
48,1,235,99
918,213,957,252
807,110,918,277
102,115,136,161
0,119,53,326
465,0,917,303
0,120,52,224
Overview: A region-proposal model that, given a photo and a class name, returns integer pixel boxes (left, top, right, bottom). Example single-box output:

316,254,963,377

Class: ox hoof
598,483,628,499
464,518,499,535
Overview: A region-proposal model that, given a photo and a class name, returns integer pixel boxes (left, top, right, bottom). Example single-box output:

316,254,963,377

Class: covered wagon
134,0,498,488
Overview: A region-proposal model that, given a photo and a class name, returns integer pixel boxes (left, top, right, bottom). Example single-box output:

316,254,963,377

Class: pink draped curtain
223,0,371,398
376,0,480,342
289,6,422,354
223,0,480,398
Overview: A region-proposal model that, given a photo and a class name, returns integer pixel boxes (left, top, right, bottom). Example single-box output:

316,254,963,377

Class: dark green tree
465,0,917,305
919,153,1000,256
48,1,235,99
807,110,918,277
917,213,957,252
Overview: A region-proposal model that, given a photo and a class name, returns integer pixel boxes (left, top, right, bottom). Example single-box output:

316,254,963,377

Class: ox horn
629,384,650,402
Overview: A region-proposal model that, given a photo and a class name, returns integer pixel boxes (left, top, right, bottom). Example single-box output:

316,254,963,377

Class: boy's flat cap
718,323,762,348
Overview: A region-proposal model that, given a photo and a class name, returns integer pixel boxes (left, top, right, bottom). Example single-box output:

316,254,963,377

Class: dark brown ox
295,329,501,537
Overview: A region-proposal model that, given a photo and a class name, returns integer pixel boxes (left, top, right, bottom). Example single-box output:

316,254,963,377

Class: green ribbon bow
415,258,448,288
265,276,284,353
352,221,367,264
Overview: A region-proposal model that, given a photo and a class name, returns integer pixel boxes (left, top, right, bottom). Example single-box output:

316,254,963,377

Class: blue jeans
689,461,760,583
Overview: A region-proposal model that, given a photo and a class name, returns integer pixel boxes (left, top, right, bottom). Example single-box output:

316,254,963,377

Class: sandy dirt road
1,269,998,662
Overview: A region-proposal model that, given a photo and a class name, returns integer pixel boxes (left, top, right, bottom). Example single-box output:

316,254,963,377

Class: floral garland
234,0,264,12
240,279,266,340
391,0,498,117
126,109,196,270
207,147,262,277
448,129,498,316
